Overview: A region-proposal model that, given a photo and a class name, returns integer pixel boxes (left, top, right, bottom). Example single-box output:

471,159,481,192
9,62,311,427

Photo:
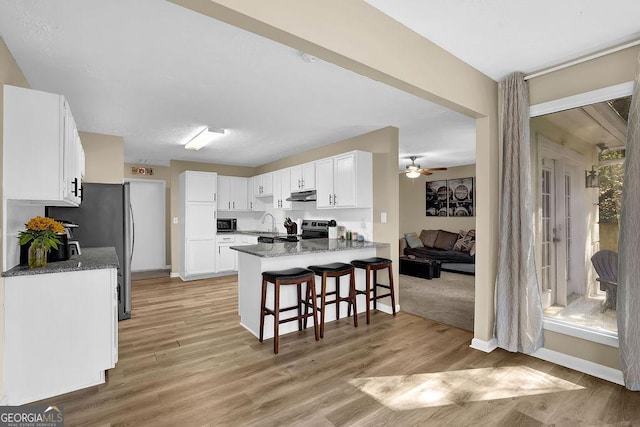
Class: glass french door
540,156,575,309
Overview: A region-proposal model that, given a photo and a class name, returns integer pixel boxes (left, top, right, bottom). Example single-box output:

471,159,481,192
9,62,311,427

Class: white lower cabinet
186,240,217,275
3,268,118,405
216,234,237,272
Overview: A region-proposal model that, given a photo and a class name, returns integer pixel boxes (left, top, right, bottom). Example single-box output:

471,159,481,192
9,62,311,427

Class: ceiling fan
402,156,447,178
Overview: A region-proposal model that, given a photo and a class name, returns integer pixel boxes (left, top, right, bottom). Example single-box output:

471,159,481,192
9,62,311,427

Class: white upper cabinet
185,171,217,202
253,172,273,197
3,85,85,206
290,161,316,192
315,150,372,209
272,168,292,210
218,176,249,211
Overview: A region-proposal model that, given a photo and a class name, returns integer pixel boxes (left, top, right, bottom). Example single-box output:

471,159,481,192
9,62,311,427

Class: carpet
399,272,475,331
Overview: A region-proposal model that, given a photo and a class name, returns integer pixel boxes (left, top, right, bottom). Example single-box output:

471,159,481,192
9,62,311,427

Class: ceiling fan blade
422,167,448,171
419,170,433,176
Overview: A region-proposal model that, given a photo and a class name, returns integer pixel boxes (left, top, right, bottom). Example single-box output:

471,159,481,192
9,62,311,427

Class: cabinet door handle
329,194,332,205
79,185,83,201
228,202,231,209
214,193,216,202
218,247,220,254
334,194,337,206
233,201,235,209
72,178,79,196
301,179,305,189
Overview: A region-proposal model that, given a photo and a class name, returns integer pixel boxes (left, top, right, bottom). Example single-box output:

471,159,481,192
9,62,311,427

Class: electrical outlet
381,212,387,223
173,217,178,224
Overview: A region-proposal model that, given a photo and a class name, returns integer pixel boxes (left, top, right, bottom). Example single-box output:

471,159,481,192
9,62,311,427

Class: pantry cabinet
315,151,372,209
179,171,217,279
3,85,85,206
218,175,249,211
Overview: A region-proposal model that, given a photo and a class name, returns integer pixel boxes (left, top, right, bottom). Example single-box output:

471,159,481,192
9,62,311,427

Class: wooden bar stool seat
259,267,319,354
306,262,358,338
351,257,396,324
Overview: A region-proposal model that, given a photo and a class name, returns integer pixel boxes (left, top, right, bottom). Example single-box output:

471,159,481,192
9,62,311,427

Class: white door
127,180,166,272
540,158,557,308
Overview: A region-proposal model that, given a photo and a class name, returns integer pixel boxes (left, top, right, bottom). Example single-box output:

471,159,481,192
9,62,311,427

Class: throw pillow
419,229,439,248
404,232,423,249
433,230,458,251
453,230,474,252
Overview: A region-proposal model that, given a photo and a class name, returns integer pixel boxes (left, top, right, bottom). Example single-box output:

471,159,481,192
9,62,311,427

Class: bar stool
351,257,396,324
306,262,358,338
259,267,319,354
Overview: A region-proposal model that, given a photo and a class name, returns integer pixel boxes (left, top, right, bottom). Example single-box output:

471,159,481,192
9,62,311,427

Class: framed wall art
425,177,475,217
448,177,474,216
425,180,448,216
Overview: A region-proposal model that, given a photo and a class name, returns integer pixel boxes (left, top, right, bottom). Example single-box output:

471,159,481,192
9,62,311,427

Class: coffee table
399,256,442,280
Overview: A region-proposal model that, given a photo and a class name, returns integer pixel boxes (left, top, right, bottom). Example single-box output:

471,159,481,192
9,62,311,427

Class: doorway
126,179,166,272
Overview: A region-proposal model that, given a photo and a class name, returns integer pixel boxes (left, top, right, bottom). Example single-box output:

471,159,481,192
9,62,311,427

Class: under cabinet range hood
286,190,317,202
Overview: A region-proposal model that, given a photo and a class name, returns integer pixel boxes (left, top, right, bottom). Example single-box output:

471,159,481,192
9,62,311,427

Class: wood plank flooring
34,275,640,426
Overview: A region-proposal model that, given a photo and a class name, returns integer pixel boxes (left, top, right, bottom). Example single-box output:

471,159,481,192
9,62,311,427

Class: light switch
381,212,387,223
173,217,179,224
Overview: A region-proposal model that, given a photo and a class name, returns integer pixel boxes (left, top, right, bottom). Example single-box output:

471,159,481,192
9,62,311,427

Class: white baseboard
470,337,498,353
170,272,180,278
377,302,400,315
531,347,624,386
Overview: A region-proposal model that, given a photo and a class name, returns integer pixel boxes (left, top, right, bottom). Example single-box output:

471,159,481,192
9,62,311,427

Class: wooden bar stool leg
335,276,341,321
297,283,302,331
273,281,280,354
309,276,320,341
365,266,372,324
320,273,327,338
388,263,396,316
350,269,358,327
259,278,267,343
373,269,378,310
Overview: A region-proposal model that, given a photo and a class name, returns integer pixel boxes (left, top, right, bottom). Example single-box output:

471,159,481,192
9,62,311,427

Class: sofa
400,229,475,275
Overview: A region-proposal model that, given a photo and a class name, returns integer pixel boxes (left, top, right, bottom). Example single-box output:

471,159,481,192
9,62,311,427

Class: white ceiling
364,0,640,81
1,1,639,171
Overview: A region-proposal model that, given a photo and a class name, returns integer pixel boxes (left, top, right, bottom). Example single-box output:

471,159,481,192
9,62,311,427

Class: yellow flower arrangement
18,216,64,251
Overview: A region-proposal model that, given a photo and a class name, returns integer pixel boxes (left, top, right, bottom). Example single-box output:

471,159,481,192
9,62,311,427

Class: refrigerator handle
129,201,135,264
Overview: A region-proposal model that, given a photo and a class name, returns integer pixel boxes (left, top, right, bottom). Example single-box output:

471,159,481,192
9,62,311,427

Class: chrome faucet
261,213,277,232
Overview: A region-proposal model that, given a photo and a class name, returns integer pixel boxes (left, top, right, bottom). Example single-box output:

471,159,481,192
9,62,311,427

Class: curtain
618,52,640,390
494,72,544,354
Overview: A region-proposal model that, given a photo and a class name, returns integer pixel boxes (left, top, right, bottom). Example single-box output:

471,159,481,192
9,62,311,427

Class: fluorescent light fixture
184,127,225,150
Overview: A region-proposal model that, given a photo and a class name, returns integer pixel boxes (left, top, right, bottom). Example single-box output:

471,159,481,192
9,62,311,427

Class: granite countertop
231,238,389,258
2,247,119,277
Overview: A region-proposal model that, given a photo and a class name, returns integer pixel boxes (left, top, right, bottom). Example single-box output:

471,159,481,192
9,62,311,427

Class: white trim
531,347,624,386
524,39,640,81
469,337,498,353
377,302,400,315
543,318,619,348
530,81,634,117
170,271,180,278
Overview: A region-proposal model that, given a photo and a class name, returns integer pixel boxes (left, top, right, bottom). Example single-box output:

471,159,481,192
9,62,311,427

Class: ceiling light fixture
184,127,225,150
405,156,422,178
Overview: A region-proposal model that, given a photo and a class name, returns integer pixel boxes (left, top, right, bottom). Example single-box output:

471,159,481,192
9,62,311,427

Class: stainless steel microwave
217,218,237,232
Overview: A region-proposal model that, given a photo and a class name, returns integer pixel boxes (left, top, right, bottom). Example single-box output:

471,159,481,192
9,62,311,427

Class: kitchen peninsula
232,239,390,339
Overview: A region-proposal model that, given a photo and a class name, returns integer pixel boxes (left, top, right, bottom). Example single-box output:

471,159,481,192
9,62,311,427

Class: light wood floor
35,275,640,426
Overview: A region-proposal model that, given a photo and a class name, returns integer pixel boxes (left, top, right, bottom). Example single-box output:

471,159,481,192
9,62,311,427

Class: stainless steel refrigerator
47,182,133,320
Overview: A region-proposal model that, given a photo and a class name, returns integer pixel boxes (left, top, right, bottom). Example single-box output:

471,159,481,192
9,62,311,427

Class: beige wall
169,160,255,273
170,0,500,342
80,132,124,183
528,45,640,370
0,36,30,402
125,164,172,266
399,164,476,237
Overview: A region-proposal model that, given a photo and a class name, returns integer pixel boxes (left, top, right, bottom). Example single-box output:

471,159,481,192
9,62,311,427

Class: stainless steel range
300,219,330,240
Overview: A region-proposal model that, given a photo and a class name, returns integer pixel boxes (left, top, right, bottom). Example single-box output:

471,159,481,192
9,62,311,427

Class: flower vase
28,241,47,268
